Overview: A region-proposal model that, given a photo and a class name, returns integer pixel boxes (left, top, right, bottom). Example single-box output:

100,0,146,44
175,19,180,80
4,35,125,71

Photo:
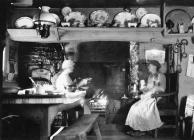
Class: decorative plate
136,8,148,19
90,10,109,25
61,6,72,17
166,9,191,33
64,11,86,23
15,17,34,28
113,11,137,27
141,14,161,27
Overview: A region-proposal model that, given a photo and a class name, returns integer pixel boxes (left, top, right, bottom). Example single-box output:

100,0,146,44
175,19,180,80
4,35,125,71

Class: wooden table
1,94,83,140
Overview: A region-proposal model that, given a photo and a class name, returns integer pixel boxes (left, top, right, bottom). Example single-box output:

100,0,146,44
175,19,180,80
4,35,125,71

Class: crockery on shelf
64,11,86,27
61,6,72,17
113,11,137,27
15,16,34,28
141,13,161,27
166,9,191,33
90,10,109,27
136,8,148,19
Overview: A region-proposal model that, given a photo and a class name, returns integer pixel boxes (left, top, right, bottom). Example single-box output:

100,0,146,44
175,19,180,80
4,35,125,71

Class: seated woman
125,60,166,136
52,59,92,114
53,59,91,92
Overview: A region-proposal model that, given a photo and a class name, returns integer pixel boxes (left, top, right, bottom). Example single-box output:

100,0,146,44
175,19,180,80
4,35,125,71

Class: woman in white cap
52,59,91,114
53,59,91,92
54,59,75,91
125,60,166,136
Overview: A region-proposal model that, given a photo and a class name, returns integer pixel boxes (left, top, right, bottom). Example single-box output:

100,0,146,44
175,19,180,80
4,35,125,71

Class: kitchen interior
1,0,194,140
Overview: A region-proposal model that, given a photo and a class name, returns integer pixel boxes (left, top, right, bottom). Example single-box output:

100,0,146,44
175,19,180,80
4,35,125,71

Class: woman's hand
141,87,149,93
151,93,158,98
77,78,92,88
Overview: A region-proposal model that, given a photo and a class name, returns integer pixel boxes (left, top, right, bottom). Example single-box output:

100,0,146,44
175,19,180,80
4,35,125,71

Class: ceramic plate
90,10,109,25
61,6,72,17
165,9,191,33
113,11,136,26
15,17,34,28
141,14,161,27
136,8,148,19
65,11,86,23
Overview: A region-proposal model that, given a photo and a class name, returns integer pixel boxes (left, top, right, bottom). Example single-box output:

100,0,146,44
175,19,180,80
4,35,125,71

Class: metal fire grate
89,102,107,113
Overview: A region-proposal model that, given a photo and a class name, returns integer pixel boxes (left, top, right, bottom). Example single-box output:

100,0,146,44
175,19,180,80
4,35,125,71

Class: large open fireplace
16,41,130,125
17,41,129,98
15,40,175,127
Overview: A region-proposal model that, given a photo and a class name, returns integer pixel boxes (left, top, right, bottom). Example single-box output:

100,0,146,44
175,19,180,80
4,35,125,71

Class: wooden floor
87,124,182,140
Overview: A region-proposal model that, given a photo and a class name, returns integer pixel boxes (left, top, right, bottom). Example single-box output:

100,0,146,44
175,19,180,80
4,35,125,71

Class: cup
36,85,45,94
178,24,185,34
25,89,30,95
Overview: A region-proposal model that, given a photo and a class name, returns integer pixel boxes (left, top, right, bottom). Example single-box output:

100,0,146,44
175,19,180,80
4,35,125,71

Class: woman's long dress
125,73,165,131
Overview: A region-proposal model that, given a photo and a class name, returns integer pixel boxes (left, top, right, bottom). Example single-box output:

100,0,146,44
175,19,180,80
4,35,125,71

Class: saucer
65,11,86,24
141,14,161,27
15,17,34,28
90,10,109,26
113,11,137,27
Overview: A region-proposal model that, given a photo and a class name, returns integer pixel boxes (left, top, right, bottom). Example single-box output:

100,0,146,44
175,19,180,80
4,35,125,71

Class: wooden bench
51,114,102,140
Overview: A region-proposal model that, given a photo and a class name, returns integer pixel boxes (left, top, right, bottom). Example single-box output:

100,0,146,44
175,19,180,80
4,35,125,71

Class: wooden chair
154,73,179,138
180,95,194,139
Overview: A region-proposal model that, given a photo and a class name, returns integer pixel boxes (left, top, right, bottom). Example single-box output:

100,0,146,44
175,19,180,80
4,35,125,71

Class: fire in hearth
89,89,109,112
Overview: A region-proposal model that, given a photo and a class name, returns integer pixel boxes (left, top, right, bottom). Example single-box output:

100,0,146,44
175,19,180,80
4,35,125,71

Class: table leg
93,122,102,140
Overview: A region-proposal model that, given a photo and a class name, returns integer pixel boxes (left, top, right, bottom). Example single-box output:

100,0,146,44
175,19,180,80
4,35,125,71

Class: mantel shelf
7,27,189,44
164,33,194,37
57,27,163,42
7,28,59,43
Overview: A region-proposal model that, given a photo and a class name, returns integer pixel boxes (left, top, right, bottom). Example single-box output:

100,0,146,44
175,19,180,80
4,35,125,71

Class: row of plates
15,8,193,29
15,13,160,28
14,8,161,28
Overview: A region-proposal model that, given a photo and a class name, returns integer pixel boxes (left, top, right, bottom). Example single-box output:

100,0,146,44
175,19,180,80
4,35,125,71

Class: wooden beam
7,27,191,44
7,28,59,43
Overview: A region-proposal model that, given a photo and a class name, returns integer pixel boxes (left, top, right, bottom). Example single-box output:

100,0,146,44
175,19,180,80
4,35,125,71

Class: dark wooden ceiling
10,0,194,8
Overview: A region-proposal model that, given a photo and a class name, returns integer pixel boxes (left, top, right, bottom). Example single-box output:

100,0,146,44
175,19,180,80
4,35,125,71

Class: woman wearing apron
125,60,166,136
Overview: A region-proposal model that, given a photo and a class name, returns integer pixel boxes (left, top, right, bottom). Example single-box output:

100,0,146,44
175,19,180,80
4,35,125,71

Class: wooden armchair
154,73,179,138
179,95,194,139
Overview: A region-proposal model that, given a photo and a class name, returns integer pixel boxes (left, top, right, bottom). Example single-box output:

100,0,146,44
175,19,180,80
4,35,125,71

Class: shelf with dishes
10,4,194,42
12,6,162,29
10,5,194,44
7,6,166,43
163,4,194,38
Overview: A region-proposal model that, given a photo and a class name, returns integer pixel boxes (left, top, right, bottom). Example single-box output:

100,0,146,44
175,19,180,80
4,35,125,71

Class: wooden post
93,122,102,140
0,1,8,140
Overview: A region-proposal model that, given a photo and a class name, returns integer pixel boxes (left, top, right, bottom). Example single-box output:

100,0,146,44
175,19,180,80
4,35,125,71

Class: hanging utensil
170,45,175,73
179,43,183,62
181,39,188,58
176,48,182,73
